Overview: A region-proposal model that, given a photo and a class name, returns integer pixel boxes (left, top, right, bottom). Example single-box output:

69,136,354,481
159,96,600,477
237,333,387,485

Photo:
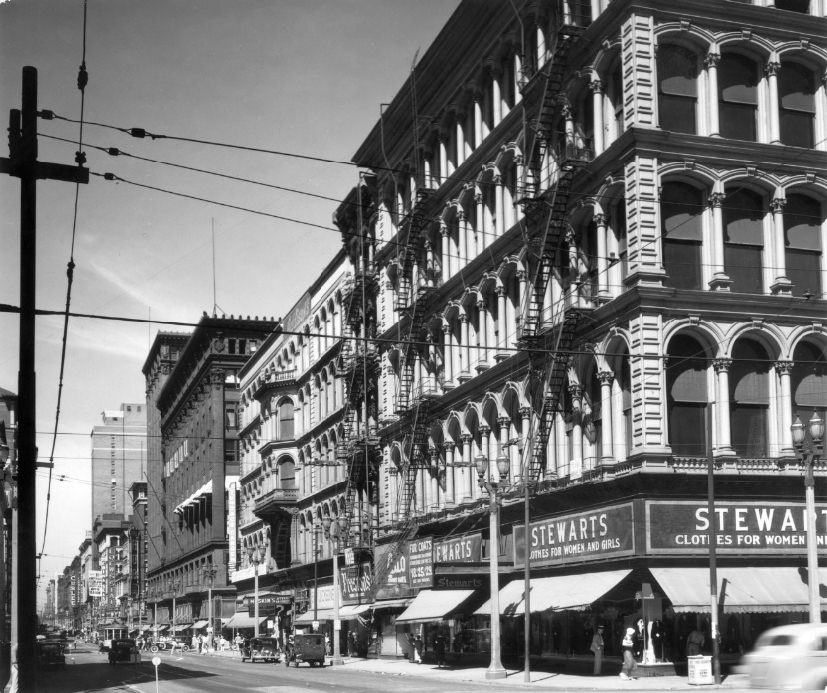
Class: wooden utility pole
1,66,88,691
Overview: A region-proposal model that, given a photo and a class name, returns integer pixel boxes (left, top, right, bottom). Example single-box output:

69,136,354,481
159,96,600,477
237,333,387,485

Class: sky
0,0,461,609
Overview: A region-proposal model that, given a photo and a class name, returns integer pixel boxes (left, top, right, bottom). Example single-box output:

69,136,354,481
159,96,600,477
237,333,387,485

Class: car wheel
182,645,189,653
150,645,158,653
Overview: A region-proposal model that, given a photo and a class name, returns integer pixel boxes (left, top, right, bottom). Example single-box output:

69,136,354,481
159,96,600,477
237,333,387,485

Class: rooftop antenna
211,218,226,317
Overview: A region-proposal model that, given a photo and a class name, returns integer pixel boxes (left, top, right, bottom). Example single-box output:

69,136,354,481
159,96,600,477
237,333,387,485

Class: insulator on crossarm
77,62,88,91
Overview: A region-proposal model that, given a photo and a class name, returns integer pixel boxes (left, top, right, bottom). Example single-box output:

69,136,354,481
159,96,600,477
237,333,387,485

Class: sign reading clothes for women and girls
646,500,827,554
513,502,636,567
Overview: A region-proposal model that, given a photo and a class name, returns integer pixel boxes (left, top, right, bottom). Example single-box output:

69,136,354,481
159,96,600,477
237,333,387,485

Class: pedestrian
413,634,423,664
686,628,704,657
590,625,605,675
619,627,637,680
434,634,446,668
169,637,179,655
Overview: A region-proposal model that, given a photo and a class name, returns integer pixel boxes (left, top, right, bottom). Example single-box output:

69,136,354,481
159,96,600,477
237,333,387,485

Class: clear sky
0,0,461,609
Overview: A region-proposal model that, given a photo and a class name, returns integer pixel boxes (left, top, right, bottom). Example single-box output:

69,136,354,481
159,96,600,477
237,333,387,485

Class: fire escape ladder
520,164,578,339
524,308,581,485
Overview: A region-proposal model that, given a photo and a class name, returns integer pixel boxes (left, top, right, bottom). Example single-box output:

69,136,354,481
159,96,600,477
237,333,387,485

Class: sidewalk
208,647,750,690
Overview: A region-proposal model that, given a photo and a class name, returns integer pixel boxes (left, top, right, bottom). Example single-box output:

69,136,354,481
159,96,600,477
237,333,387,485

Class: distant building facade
90,404,147,525
143,315,277,631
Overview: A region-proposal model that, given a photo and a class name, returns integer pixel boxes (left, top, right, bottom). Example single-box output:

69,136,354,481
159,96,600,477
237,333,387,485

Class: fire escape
334,177,382,555
517,10,590,487
367,184,440,599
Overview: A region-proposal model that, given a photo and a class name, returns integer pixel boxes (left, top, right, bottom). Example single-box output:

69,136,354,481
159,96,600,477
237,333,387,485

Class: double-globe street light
168,579,180,637
475,453,510,680
247,544,267,637
791,410,825,624
321,514,347,666
201,564,218,650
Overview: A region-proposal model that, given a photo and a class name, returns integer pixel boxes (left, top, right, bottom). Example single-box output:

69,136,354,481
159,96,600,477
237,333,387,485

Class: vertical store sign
407,537,433,589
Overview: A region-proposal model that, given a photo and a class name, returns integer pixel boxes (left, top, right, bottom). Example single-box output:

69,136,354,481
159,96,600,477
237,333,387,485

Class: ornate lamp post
168,579,180,637
322,514,346,666
201,564,218,650
246,545,267,637
792,410,825,624
475,453,510,680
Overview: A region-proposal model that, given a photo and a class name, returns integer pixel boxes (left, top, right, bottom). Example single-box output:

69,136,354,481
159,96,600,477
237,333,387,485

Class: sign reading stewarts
647,500,827,554
513,502,635,567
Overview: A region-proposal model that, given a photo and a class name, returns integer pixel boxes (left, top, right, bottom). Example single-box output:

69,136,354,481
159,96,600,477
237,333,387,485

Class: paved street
33,645,756,692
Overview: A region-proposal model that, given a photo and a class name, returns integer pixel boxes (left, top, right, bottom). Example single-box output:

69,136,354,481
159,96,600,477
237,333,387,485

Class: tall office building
90,404,148,526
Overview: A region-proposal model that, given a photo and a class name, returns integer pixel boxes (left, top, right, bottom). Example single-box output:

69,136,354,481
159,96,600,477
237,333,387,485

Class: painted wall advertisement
647,500,827,554
513,503,636,567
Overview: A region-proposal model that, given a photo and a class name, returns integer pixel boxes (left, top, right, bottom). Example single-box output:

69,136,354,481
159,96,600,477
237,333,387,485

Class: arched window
719,54,759,141
784,193,823,298
666,335,709,456
730,340,770,457
662,182,705,289
605,61,624,144
277,400,294,440
791,342,826,433
724,188,765,293
657,44,699,134
779,63,816,148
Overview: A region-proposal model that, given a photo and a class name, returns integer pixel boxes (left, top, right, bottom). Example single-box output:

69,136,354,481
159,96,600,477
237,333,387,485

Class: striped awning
651,567,826,614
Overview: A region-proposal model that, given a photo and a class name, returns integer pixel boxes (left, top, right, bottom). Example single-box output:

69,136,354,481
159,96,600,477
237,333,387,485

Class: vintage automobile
108,638,141,665
284,633,326,667
738,623,827,689
36,639,66,669
240,636,281,663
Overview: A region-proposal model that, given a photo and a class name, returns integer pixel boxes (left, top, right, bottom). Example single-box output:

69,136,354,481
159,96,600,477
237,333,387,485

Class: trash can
687,655,714,685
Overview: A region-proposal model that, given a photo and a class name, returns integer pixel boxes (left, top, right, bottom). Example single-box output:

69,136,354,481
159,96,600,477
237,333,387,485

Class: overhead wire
38,0,90,583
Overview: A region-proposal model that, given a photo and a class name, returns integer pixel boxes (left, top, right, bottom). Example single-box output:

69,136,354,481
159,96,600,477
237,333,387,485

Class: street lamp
792,410,825,624
475,453,510,680
247,544,267,637
321,514,347,666
201,564,218,651
168,579,180,637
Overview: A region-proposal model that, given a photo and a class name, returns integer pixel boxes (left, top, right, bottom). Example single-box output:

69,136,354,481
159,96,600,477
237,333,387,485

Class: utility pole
1,66,88,691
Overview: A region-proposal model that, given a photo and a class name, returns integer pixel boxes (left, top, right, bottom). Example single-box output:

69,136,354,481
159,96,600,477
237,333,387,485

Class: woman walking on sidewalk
620,627,638,680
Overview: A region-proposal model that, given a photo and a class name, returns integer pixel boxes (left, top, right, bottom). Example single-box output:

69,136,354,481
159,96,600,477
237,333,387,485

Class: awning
396,589,475,624
173,480,214,514
173,623,192,632
338,604,372,617
474,569,632,616
224,612,267,629
650,566,826,614
373,597,412,610
153,625,169,633
191,620,209,629
294,609,334,624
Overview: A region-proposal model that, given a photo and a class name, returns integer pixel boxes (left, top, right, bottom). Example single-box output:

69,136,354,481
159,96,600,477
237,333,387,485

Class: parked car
284,633,325,667
108,638,141,665
241,636,281,663
739,623,827,689
36,639,66,669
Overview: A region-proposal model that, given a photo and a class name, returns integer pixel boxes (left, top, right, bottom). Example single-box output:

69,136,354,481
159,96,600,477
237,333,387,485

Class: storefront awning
294,609,334,624
338,604,372,617
475,569,632,616
396,589,474,624
650,566,826,614
172,623,192,632
224,612,267,629
373,597,412,610
191,620,209,629
153,624,169,633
